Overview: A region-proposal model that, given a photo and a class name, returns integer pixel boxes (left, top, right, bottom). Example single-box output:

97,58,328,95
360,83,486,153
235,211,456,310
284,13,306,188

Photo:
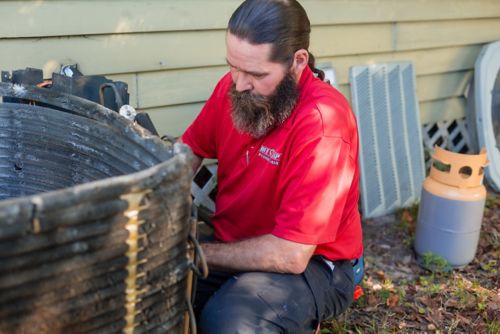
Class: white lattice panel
422,118,472,170
191,163,217,213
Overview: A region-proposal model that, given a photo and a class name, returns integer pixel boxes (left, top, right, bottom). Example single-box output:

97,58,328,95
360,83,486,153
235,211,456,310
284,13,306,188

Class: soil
321,192,500,333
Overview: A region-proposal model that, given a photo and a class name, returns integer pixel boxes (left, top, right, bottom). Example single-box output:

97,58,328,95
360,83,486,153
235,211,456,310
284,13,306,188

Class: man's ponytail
308,52,326,82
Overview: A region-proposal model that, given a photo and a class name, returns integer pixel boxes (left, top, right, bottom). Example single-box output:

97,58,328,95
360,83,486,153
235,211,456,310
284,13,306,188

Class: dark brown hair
228,0,325,80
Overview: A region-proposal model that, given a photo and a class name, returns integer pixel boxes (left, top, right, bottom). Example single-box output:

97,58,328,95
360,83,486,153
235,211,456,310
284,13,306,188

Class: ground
321,192,500,334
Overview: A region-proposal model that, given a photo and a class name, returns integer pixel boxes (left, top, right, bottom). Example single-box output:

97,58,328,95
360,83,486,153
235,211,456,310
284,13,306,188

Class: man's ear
291,49,309,79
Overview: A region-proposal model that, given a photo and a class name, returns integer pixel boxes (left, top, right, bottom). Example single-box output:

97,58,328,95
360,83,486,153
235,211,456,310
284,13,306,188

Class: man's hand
201,234,316,274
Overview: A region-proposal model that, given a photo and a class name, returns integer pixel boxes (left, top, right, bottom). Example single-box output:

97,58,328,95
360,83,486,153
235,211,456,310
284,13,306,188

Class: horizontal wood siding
3,0,500,38
1,0,500,135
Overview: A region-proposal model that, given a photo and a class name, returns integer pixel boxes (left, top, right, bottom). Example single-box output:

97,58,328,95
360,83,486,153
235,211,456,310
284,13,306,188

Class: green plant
403,233,415,247
426,282,443,294
486,319,500,334
478,301,487,312
447,318,459,334
419,274,432,287
398,204,419,247
480,259,498,273
396,285,407,300
472,285,489,312
378,289,391,303
420,251,452,273
485,195,499,208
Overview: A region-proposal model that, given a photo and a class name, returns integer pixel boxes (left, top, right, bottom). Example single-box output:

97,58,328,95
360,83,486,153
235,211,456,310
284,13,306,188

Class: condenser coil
0,82,193,333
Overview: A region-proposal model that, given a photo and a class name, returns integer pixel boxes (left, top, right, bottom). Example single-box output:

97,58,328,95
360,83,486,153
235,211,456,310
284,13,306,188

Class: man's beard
230,72,299,138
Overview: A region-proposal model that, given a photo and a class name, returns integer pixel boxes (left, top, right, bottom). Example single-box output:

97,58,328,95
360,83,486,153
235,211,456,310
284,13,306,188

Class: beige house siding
1,0,500,136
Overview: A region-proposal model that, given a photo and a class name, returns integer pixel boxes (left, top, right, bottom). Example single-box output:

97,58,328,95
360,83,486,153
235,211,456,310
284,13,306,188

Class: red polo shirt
182,67,362,261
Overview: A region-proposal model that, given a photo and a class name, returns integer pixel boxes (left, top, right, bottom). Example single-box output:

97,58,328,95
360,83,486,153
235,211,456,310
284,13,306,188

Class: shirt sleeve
181,74,231,159
272,116,357,245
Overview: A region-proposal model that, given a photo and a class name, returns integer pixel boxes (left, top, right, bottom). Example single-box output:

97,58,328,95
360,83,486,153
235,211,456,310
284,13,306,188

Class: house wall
1,0,500,136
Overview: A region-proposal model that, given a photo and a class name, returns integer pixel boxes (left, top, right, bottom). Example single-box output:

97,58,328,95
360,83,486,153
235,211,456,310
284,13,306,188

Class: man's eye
252,73,266,79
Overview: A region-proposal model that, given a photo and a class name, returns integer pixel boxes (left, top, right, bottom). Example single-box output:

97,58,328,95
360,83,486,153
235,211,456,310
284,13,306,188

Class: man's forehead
225,33,278,71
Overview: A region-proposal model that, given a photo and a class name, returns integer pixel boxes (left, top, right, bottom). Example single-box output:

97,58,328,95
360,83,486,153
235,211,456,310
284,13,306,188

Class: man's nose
234,72,252,92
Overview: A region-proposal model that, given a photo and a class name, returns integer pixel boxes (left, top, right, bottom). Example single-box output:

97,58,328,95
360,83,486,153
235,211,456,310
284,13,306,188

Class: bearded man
180,1,363,332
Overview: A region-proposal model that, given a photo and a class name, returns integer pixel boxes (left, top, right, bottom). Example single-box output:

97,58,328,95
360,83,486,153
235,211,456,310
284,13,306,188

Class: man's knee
199,291,282,334
198,272,316,333
198,274,280,333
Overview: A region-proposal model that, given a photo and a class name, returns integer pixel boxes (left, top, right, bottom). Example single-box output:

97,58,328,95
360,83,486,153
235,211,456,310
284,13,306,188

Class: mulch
321,192,499,333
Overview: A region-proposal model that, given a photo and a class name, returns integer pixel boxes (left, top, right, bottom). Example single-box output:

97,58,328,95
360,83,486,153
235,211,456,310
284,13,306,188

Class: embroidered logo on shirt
258,145,282,165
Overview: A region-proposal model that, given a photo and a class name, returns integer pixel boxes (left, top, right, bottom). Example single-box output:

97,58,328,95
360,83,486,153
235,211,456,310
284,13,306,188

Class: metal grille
350,62,426,218
422,118,472,170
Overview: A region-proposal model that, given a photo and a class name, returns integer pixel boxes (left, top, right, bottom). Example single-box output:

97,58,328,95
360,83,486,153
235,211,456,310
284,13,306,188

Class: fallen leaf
446,298,460,308
363,306,379,312
407,285,418,294
375,270,386,280
473,323,488,334
391,306,406,314
456,314,471,325
432,308,444,323
404,322,423,329
417,295,432,306
402,210,414,223
487,294,500,311
386,294,399,308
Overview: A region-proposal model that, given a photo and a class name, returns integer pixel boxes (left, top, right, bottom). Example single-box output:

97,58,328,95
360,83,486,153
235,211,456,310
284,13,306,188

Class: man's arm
177,137,203,172
189,153,203,173
201,234,316,274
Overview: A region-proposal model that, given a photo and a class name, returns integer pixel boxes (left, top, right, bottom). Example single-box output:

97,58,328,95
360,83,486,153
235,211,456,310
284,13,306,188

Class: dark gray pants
194,256,354,334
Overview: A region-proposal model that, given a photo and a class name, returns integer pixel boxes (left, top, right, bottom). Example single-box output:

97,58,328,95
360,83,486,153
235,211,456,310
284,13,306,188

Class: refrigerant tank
415,146,489,268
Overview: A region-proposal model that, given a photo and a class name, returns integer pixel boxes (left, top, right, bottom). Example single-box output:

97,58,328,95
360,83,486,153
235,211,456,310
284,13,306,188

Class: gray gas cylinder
415,146,489,268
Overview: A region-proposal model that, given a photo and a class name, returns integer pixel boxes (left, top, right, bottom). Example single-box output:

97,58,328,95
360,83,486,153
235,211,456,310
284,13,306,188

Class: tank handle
430,146,489,188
